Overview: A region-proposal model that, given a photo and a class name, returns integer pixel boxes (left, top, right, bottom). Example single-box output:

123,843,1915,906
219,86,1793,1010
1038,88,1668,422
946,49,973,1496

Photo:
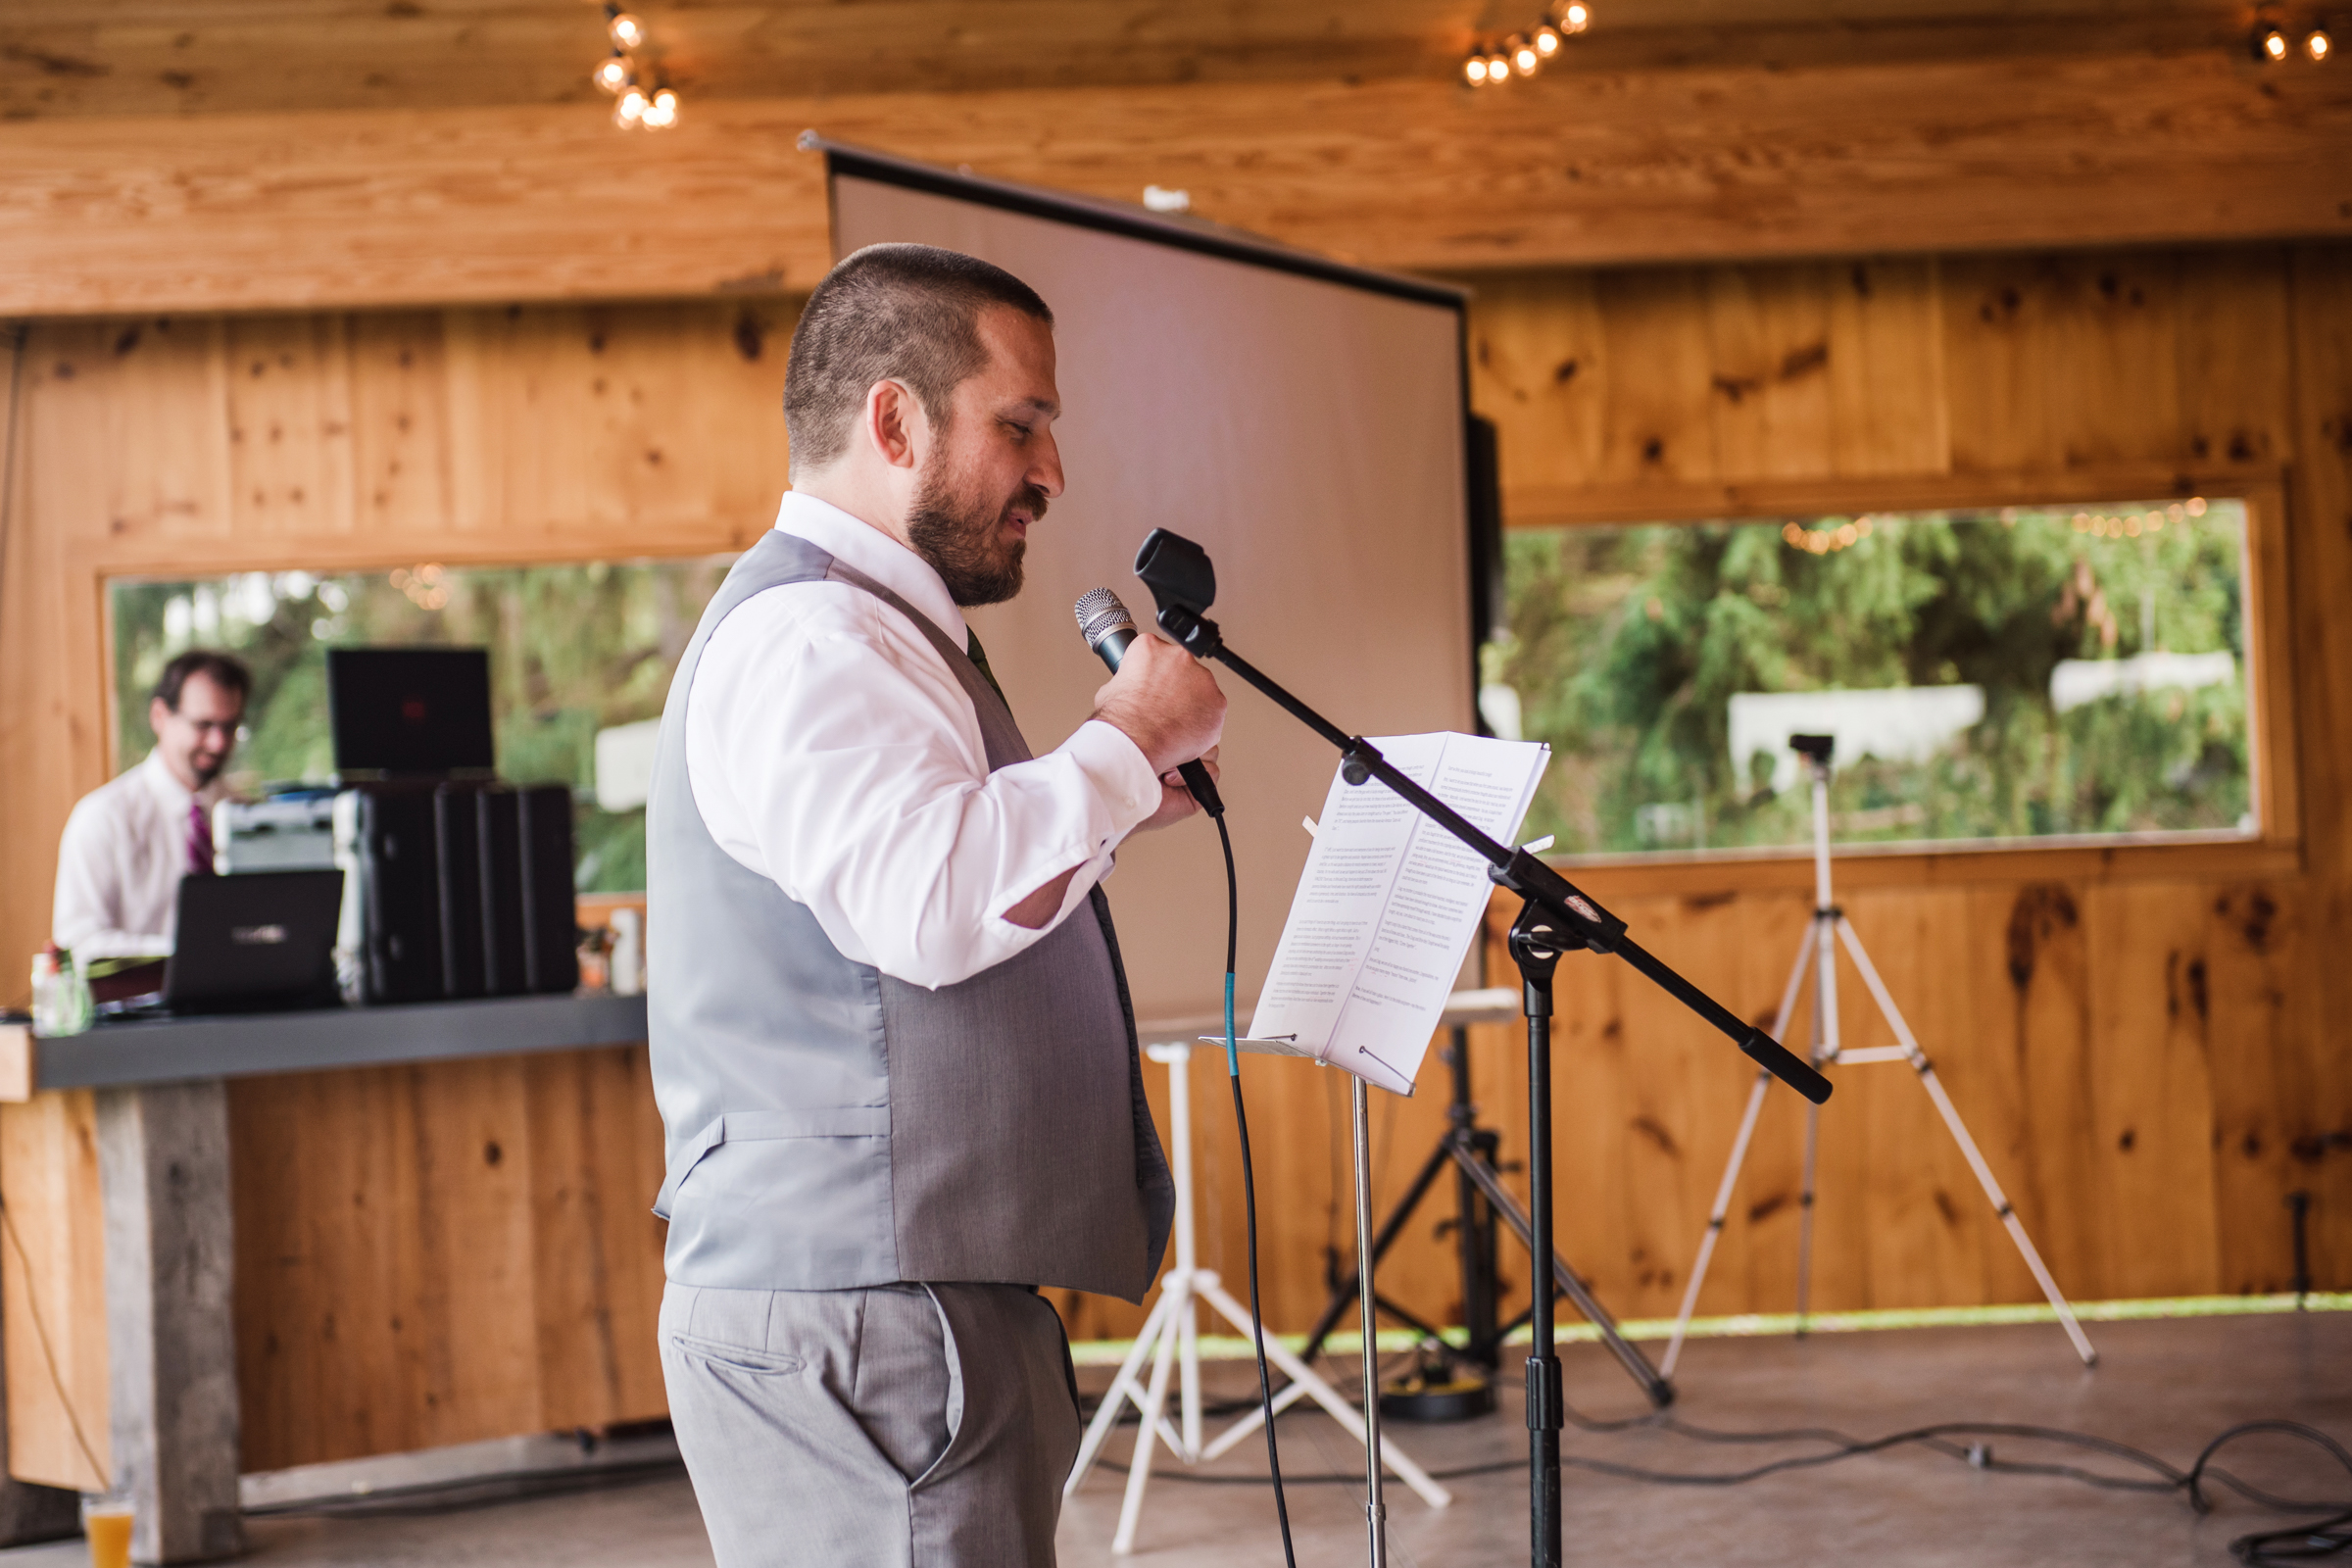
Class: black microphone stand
1147,595,1834,1568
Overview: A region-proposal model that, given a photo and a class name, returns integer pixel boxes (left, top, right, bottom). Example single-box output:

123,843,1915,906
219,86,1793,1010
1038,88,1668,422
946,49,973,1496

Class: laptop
325,647,496,778
154,870,346,1014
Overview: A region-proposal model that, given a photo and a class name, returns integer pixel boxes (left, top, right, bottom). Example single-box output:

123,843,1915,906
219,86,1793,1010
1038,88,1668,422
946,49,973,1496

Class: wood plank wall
0,301,788,1481
2,242,2347,1477
1065,244,2352,1344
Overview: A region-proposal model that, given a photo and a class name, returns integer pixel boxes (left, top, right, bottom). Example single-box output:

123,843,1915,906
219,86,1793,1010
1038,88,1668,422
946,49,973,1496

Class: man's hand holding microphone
1004,590,1225,930
1080,588,1226,832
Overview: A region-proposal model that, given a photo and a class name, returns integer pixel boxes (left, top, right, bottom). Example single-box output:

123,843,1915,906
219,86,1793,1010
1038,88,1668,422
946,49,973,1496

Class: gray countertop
1,992,650,1096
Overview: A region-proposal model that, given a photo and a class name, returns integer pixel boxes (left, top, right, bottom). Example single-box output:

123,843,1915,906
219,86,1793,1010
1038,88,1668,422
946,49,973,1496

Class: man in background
52,649,249,958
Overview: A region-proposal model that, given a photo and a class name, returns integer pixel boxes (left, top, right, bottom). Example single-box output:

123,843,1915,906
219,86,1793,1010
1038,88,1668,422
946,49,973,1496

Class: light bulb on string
1486,50,1514,81
1556,2,1592,35
2308,26,2333,60
609,11,647,50
1464,54,1490,85
2257,24,2289,59
614,85,649,127
594,55,630,94
642,87,679,128
1509,32,1541,74
1535,24,1562,57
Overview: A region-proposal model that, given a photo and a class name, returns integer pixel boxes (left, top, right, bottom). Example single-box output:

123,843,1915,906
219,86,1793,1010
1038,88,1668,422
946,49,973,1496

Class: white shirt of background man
52,749,229,959
684,490,1164,992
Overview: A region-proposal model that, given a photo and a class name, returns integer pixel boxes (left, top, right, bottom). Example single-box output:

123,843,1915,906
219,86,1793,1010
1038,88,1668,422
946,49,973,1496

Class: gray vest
646,529,1173,1301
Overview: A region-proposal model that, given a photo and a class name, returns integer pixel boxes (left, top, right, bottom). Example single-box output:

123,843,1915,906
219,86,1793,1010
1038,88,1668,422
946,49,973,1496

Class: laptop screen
166,869,346,1012
326,648,495,777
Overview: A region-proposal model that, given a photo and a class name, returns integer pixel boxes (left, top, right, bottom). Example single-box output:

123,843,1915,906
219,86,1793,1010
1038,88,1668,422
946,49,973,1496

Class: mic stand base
1288,1021,1674,1417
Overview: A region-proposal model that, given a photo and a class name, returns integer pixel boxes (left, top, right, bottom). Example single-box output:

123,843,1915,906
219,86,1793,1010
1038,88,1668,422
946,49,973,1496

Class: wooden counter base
0,996,658,1563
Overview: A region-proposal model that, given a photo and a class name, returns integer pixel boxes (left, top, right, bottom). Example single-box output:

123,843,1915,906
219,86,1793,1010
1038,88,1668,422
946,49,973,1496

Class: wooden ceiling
0,1,2277,121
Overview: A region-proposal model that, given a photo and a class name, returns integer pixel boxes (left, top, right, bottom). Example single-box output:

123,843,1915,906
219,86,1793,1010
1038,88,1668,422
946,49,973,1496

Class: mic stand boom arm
1158,606,1834,1105
1153,602,1832,1568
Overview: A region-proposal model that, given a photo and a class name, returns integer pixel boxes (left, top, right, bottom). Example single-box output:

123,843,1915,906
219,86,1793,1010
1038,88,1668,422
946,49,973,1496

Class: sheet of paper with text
1247,733,1550,1095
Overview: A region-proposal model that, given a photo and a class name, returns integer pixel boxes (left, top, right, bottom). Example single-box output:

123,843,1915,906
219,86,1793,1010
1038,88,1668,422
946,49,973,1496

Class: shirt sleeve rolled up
686,582,1163,991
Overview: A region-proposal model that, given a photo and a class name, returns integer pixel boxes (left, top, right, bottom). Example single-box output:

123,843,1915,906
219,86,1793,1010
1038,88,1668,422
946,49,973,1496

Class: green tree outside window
1488,501,2250,857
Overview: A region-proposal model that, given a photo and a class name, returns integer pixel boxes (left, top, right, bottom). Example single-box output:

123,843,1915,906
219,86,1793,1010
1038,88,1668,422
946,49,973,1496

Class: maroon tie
187,799,216,876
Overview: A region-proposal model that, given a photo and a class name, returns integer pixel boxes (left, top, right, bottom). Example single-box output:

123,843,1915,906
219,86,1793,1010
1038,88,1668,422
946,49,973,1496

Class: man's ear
149,696,172,734
864,379,927,472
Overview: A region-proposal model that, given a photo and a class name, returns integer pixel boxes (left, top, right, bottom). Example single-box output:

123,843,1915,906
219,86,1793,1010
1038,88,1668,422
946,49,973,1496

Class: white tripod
1065,1041,1450,1556
1661,736,2097,1376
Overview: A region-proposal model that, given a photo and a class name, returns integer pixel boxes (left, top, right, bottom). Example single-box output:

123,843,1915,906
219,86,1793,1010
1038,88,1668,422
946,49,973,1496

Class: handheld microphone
1075,588,1225,819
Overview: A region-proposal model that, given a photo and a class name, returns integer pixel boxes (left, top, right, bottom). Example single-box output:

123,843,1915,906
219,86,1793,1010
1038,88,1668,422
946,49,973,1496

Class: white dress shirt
52,749,228,959
685,491,1164,992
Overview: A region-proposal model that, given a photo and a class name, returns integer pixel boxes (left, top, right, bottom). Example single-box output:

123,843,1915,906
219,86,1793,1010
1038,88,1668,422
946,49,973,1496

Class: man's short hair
783,244,1054,473
153,649,251,711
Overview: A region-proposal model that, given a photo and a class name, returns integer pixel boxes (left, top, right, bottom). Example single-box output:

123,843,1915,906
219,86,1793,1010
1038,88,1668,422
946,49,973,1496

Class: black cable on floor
1216,809,1297,1568
1142,1396,2352,1562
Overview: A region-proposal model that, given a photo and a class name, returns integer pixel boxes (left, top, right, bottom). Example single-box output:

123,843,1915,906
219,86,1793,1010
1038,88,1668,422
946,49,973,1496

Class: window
1485,498,2256,858
109,556,735,893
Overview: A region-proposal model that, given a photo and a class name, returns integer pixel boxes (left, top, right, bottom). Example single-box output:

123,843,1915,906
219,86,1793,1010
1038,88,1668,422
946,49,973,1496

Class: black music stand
1289,994,1674,1417
1130,527,1833,1568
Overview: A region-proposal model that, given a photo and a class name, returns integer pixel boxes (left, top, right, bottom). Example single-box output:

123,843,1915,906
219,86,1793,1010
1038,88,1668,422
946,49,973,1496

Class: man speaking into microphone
647,243,1225,1566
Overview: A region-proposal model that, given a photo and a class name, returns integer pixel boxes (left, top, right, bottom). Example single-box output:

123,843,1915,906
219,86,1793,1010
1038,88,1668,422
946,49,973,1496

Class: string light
594,4,677,130
1781,516,1875,555
2309,26,2334,60
1464,1,1591,84
388,564,450,612
2256,24,2291,59
2070,507,2185,540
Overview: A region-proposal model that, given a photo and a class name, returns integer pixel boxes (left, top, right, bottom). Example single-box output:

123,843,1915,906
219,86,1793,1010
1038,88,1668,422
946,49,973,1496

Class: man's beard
906,460,1044,609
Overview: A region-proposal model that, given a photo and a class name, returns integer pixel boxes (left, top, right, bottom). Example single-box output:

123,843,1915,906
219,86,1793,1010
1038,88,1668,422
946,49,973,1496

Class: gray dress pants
661,1280,1083,1567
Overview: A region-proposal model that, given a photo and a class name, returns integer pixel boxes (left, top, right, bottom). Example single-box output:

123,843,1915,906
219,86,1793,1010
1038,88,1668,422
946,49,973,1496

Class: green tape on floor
1064,1292,2351,1366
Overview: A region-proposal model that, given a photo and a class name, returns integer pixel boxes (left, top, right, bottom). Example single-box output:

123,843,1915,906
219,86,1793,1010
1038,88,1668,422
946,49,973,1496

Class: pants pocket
665,1332,807,1377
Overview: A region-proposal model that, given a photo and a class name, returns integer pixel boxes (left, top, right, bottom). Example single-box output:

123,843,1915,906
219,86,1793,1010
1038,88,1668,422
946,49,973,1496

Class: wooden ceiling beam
0,47,2346,316
0,1,2258,120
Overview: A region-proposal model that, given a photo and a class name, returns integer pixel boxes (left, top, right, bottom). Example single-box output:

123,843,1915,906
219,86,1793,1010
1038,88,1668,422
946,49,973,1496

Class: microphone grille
1074,587,1136,648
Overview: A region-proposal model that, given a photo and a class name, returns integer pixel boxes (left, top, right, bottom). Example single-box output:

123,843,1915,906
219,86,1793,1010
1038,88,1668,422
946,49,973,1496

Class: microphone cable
1215,808,1298,1568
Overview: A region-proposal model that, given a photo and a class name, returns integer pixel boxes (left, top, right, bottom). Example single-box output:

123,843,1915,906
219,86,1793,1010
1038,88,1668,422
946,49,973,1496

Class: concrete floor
5,1312,2344,1567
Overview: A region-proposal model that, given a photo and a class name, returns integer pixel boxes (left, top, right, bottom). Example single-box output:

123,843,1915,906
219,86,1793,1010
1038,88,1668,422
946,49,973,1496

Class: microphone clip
1154,604,1224,661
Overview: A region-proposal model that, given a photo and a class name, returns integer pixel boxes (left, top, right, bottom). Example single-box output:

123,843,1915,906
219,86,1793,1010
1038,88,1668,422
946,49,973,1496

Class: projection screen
825,145,1478,1041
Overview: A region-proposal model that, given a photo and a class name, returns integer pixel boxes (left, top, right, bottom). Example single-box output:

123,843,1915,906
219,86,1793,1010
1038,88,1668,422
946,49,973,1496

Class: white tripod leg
1790,763,1839,1337
1793,913,1837,1334
1836,920,2098,1367
1194,1278,1453,1509
1664,927,1815,1376
1112,1298,1183,1554
1067,1282,1179,1499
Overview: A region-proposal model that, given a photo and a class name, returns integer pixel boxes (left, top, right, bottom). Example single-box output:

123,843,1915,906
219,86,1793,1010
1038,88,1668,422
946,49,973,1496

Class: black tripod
1291,1009,1674,1412
1130,527,1833,1568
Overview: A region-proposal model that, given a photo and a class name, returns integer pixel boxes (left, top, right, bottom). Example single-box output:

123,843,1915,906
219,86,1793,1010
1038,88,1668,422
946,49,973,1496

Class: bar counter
0,994,653,1563
0,992,650,1100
